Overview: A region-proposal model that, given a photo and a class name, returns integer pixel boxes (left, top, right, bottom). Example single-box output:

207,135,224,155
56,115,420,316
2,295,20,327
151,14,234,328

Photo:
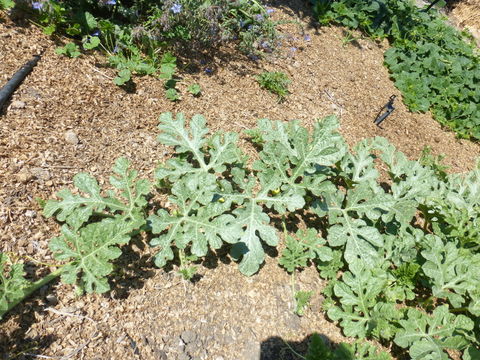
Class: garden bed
1,0,480,359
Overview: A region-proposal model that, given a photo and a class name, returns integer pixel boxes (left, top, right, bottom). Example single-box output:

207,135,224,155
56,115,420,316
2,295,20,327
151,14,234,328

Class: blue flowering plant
9,0,281,87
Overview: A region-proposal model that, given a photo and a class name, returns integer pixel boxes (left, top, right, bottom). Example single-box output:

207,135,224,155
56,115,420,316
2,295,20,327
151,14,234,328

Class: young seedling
256,71,290,102
279,226,332,316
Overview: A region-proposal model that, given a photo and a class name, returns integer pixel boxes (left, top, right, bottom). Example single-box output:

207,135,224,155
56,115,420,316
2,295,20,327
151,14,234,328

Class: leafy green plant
113,69,132,86
55,42,81,58
3,112,480,360
256,71,291,102
0,0,14,10
188,83,201,96
18,0,281,87
315,0,480,140
303,333,392,360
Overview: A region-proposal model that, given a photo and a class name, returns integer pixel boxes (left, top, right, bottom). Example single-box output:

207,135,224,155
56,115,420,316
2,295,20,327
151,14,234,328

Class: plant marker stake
0,50,44,113
374,95,396,128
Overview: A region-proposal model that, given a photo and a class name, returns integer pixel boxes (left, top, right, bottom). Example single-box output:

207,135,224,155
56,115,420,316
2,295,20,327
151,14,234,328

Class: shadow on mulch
108,236,157,300
0,283,58,360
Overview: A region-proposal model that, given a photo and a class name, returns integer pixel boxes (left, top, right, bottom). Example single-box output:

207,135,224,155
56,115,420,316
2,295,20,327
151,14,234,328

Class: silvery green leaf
0,254,30,319
394,305,473,360
49,217,142,294
421,236,480,310
44,158,149,230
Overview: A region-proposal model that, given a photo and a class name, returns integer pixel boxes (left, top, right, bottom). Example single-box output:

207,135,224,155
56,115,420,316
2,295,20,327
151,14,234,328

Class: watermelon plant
1,112,480,359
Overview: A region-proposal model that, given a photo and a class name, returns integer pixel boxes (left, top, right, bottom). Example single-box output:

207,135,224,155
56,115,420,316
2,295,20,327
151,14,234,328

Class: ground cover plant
313,0,480,140
1,112,480,359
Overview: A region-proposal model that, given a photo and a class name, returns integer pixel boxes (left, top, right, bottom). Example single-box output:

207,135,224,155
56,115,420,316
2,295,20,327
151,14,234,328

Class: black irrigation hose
0,51,43,112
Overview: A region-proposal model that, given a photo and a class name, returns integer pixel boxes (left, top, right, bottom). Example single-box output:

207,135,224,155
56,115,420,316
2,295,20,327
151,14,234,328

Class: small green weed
55,42,81,58
188,83,201,96
256,71,290,102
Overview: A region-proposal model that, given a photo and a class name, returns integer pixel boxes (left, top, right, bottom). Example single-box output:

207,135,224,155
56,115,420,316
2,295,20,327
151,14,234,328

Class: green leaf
394,305,474,359
327,260,388,338
165,88,180,101
295,290,313,316
421,236,480,310
0,0,15,10
0,254,30,319
49,217,142,294
149,174,239,268
279,228,332,273
230,200,279,276
83,36,100,50
113,69,131,86
316,184,385,268
188,83,201,96
44,157,149,230
156,113,242,181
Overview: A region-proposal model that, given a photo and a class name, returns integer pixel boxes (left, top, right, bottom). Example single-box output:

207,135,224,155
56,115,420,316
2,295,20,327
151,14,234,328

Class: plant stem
2,267,63,319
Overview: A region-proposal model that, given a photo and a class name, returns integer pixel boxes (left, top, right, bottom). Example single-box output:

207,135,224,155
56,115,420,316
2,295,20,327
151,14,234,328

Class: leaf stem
1,267,63,319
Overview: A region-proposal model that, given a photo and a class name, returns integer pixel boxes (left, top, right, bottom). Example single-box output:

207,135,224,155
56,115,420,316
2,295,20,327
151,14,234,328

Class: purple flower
32,1,43,10
266,8,274,14
204,67,213,74
290,47,297,52
304,34,311,41
170,3,182,14
255,14,263,22
248,54,259,61
106,0,116,5
92,30,101,37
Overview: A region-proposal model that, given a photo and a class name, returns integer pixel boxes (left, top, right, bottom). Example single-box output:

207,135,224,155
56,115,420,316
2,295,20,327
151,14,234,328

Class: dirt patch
449,0,480,45
1,1,480,359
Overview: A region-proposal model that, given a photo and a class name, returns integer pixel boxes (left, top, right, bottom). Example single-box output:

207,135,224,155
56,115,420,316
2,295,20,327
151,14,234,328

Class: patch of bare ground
449,0,480,46
1,0,479,359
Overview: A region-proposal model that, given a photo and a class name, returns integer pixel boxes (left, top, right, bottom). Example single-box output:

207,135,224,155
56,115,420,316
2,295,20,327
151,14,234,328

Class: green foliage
315,0,480,140
55,42,81,58
256,71,291,102
0,254,29,319
279,229,332,273
394,305,474,359
113,69,132,86
305,333,392,360
20,0,280,87
188,83,201,96
294,290,313,316
4,112,480,360
0,0,14,10
44,158,150,294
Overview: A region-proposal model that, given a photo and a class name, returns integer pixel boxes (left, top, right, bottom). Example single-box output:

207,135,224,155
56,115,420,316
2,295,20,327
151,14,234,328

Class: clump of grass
256,71,290,102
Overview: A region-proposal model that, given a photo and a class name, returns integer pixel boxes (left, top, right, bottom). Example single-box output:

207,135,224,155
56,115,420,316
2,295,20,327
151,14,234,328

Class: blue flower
290,47,297,52
204,67,213,74
32,1,43,10
266,8,274,14
106,0,116,5
255,14,263,22
170,3,182,14
304,34,311,41
92,30,101,37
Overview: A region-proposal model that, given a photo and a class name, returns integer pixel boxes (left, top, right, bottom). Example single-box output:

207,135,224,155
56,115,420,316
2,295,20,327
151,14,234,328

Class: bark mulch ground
1,1,479,359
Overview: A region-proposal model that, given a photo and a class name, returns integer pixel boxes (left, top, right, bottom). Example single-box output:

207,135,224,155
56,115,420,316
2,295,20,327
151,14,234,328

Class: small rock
46,294,58,304
214,357,225,360
11,100,26,109
31,167,51,181
284,313,301,331
65,130,79,145
24,210,36,218
17,171,32,183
